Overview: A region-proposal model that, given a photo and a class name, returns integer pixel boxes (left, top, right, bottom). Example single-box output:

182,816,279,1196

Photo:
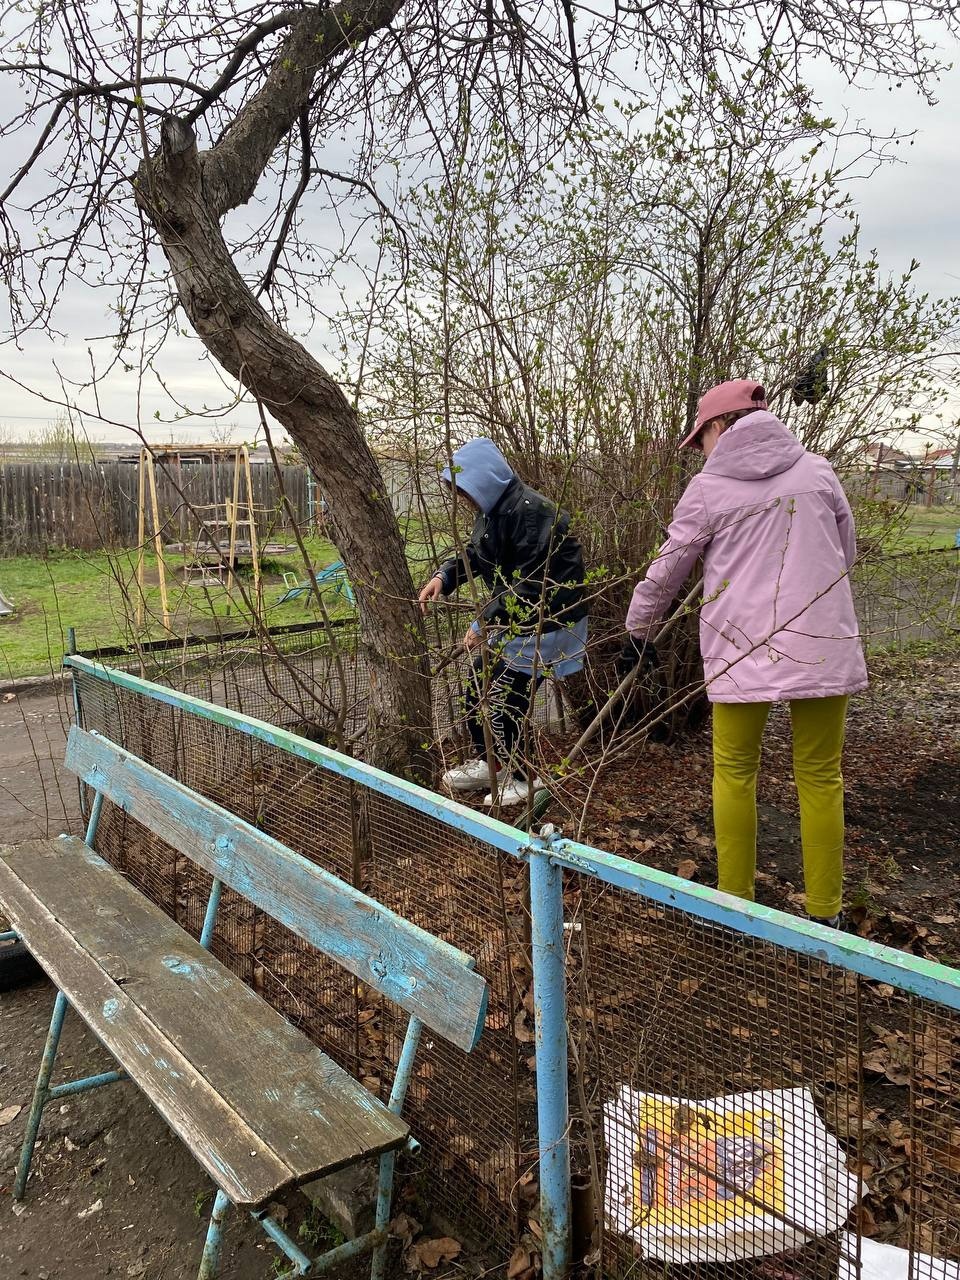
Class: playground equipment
0,587,13,617
135,445,262,630
277,559,355,608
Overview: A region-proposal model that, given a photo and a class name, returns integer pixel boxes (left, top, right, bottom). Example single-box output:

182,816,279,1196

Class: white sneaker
483,776,544,809
442,758,495,793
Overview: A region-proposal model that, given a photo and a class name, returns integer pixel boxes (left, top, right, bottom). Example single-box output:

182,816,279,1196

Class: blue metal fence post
66,626,88,820
529,833,571,1280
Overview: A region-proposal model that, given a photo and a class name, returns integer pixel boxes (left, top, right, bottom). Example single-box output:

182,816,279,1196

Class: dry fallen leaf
406,1237,462,1271
2,692,16,703
513,1011,535,1044
676,858,698,880
508,1247,538,1280
0,1104,22,1126
484,1009,511,1031
389,1212,421,1244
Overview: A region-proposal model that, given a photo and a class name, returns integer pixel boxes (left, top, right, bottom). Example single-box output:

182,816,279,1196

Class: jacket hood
703,410,805,481
441,438,516,513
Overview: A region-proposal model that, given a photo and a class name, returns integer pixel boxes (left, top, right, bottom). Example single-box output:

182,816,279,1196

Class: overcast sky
1,40,959,446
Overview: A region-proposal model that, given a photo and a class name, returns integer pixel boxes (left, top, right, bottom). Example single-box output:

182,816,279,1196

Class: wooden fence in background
0,460,313,553
0,458,427,554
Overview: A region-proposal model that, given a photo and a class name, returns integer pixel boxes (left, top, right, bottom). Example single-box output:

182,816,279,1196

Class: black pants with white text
463,656,542,777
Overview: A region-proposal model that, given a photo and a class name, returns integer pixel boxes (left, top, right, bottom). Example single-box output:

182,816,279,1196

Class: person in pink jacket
625,379,868,924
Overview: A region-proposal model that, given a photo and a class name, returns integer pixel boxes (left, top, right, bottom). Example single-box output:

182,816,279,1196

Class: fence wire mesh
77,612,563,752
566,876,960,1279
73,666,536,1253
70,656,960,1278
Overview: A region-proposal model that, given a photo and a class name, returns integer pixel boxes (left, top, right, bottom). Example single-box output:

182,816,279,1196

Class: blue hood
441,438,516,513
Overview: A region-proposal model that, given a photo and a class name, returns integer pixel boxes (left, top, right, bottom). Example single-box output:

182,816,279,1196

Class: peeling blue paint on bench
66,726,489,1052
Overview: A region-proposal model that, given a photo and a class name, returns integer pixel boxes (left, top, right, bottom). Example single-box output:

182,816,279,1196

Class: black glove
617,635,659,676
792,344,830,406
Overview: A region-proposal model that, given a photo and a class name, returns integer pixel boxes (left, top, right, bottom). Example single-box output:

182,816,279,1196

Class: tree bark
132,2,433,776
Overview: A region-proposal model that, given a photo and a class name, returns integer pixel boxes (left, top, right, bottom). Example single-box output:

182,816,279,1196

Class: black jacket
438,477,588,632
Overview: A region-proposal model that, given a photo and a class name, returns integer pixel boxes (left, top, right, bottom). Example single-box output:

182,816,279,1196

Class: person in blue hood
419,438,589,807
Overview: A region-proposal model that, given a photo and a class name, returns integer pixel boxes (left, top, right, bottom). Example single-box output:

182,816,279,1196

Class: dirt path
0,688,77,843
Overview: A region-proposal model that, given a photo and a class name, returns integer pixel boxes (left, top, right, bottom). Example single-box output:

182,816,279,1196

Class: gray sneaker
442,758,495,793
808,912,845,930
483,776,544,808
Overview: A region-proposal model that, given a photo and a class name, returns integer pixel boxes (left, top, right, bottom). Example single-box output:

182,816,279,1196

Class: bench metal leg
371,1014,423,1280
254,1208,313,1276
369,1149,397,1280
14,989,68,1200
198,1189,232,1280
48,1068,126,1098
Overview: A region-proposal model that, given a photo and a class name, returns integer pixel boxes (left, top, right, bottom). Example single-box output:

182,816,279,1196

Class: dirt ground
1,653,959,1276
568,651,960,965
0,686,78,845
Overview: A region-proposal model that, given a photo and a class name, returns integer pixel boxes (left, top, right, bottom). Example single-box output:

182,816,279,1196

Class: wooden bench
0,726,488,1279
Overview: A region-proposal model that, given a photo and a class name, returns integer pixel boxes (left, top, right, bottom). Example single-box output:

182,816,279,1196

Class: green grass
0,539,351,678
890,504,960,551
0,523,447,678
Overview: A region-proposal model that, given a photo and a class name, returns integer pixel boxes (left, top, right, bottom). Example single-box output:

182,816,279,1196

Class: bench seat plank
65,727,488,1052
0,837,409,1209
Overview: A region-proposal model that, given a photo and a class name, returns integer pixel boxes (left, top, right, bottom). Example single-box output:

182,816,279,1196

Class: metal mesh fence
77,612,564,751
855,547,960,653
565,875,960,1279
902,1000,960,1272
69,659,960,1277
73,667,536,1253
568,879,864,1277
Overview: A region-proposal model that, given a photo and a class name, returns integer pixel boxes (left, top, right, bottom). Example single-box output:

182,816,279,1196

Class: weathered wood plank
0,838,409,1207
65,727,489,1051
2,836,409,1171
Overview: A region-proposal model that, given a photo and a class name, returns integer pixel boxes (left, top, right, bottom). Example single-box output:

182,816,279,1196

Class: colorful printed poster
603,1087,861,1264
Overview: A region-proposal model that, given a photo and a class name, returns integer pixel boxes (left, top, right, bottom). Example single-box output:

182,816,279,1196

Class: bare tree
0,0,957,771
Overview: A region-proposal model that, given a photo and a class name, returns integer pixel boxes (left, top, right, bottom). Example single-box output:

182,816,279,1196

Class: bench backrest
65,727,488,1052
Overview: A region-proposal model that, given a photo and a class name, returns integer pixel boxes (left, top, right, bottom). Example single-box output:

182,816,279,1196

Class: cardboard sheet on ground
839,1233,960,1280
603,1087,861,1264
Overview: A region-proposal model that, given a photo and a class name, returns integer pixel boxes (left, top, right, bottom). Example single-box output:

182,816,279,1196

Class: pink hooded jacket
626,410,868,703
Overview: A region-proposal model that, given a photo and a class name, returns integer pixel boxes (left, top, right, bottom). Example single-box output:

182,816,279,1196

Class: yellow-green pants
712,696,848,919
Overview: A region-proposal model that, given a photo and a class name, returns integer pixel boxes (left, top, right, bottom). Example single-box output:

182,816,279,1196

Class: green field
0,519,444,678
0,540,353,678
890,504,960,550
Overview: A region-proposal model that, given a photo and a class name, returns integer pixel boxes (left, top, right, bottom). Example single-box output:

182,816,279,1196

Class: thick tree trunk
135,118,433,777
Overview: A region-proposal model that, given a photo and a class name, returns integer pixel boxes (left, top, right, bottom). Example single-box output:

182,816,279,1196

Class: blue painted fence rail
64,654,960,1278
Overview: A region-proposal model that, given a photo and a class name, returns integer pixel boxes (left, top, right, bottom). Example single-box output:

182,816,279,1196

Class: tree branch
198,0,403,218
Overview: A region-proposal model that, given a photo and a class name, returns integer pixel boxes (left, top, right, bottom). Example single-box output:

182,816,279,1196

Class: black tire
0,936,45,991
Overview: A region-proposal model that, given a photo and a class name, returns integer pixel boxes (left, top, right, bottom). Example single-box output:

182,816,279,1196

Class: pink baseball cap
680,379,768,449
